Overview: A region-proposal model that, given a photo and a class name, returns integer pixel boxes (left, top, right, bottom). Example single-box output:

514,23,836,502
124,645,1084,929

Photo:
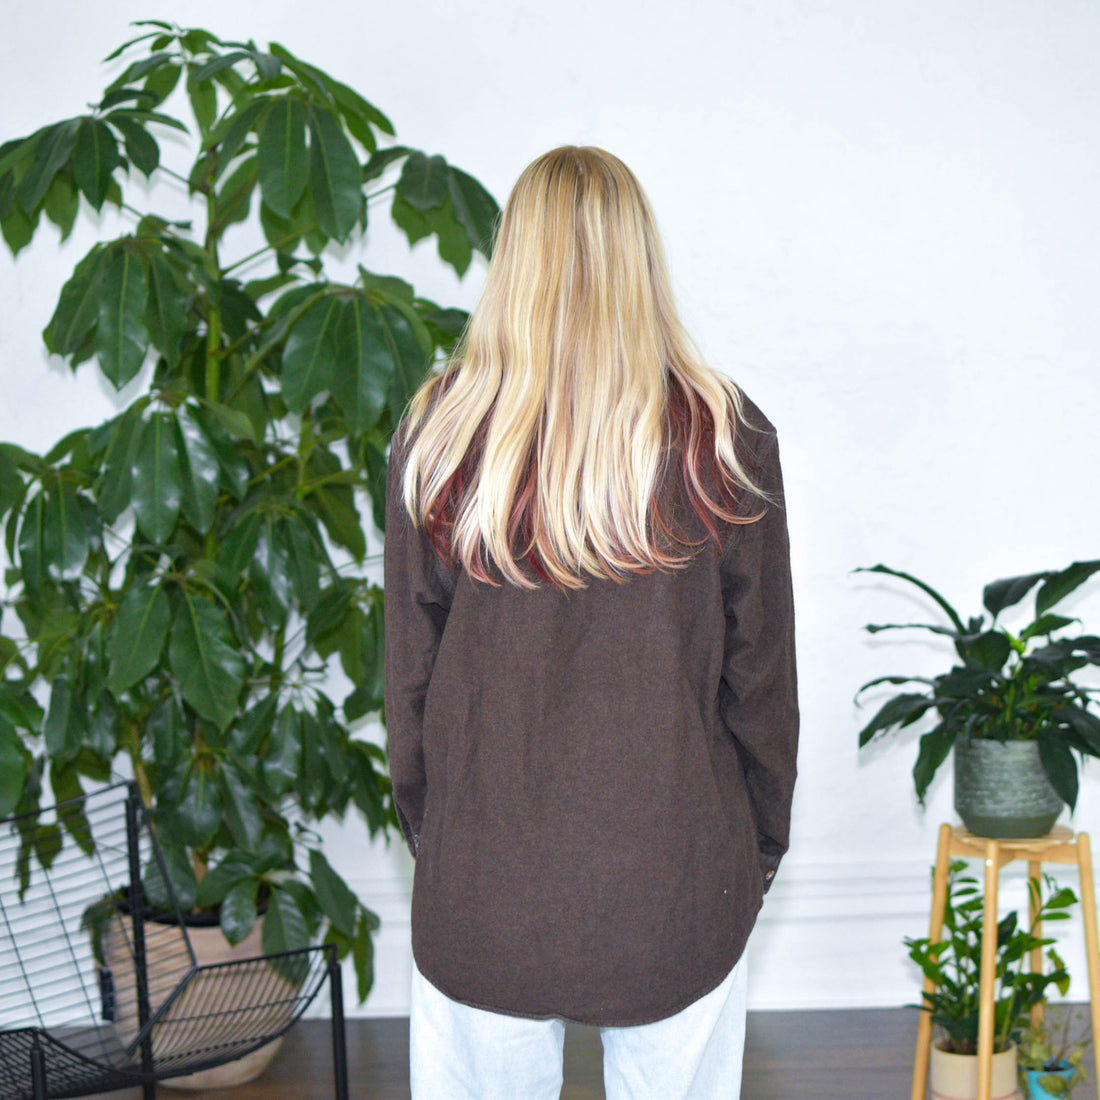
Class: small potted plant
906,859,1078,1100
856,561,1100,837
1017,1007,1091,1099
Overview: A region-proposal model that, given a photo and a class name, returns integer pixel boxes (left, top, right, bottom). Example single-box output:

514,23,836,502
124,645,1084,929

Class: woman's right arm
383,429,452,856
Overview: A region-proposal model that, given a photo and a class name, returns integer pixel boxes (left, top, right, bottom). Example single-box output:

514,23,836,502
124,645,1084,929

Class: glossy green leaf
256,98,308,217
72,119,123,210
398,152,448,213
327,79,393,138
145,250,189,367
381,302,432,422
194,852,255,908
192,51,251,84
168,592,246,731
187,71,218,134
43,676,78,762
1,193,37,255
174,410,221,533
429,202,473,276
217,507,262,582
958,630,1011,672
391,193,431,246
95,246,149,389
1020,614,1076,641
252,516,294,624
1036,561,1100,617
1037,730,1078,810
174,764,222,848
0,719,28,817
308,107,362,241
43,483,90,580
281,294,340,410
362,145,411,185
448,166,498,256
352,910,376,1001
855,565,966,632
43,173,79,241
330,295,391,434
261,886,310,957
106,583,170,695
96,403,144,523
913,725,955,804
43,244,108,357
148,696,187,769
263,707,301,796
112,117,160,177
220,876,259,944
281,515,321,611
16,119,80,214
309,848,356,937
857,692,932,747
51,765,93,854
214,153,257,227
220,764,263,851
132,414,182,542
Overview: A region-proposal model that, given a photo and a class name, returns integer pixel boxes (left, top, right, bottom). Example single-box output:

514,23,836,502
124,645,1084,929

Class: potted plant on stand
856,561,1100,837
906,860,1079,1100
0,21,498,1086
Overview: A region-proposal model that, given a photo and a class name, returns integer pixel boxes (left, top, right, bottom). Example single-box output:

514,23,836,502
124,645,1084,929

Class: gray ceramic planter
953,735,1063,839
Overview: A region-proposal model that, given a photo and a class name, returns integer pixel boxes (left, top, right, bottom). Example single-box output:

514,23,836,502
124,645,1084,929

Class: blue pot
1027,1063,1075,1099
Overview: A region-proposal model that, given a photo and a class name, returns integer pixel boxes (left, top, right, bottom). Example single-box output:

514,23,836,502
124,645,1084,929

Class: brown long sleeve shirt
383,400,798,1026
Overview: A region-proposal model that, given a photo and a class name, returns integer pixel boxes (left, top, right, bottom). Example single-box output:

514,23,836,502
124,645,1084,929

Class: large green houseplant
0,22,498,998
856,561,1100,834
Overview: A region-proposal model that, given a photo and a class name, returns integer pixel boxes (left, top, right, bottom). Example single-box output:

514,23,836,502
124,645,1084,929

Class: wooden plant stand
911,824,1100,1100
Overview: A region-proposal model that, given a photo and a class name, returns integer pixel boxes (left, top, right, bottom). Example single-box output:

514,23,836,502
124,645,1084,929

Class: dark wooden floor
103,1006,1097,1098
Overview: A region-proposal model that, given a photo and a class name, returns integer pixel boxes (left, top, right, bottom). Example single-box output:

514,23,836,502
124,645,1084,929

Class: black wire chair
0,781,349,1099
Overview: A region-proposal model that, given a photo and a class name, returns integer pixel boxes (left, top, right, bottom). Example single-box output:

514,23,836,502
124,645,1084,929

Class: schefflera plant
0,21,498,999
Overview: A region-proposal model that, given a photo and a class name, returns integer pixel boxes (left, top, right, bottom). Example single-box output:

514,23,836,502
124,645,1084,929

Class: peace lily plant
0,21,497,998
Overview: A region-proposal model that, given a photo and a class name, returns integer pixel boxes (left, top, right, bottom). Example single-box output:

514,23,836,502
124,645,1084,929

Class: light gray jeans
409,953,748,1099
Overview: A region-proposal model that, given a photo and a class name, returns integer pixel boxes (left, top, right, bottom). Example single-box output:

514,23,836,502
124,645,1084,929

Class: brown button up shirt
383,401,798,1026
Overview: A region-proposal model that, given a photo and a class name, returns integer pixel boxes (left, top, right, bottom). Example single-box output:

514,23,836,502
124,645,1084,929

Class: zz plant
856,562,1100,808
906,859,1077,1056
0,22,498,999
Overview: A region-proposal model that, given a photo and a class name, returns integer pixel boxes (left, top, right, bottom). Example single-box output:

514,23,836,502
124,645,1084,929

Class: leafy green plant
0,21,498,999
856,562,1100,805
906,860,1077,1055
1018,1006,1091,1098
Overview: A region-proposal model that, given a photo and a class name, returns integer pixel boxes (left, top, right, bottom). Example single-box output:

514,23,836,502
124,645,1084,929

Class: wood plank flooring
95,1005,1097,1098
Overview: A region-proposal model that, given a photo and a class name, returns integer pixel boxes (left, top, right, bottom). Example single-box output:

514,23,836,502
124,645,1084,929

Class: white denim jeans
409,953,748,1099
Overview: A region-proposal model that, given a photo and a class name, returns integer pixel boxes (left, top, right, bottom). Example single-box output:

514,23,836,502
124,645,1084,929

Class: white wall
2,1,1100,1016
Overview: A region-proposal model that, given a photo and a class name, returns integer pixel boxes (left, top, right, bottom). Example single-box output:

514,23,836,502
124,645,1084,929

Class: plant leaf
1036,561,1100,617
131,413,182,542
913,725,955,804
220,876,259,945
447,166,499,256
220,764,263,852
106,583,170,695
168,592,246,731
112,117,160,177
256,97,308,217
0,719,28,817
43,174,79,241
43,244,109,357
174,410,220,534
95,246,149,389
398,152,448,213
330,294,391,434
983,572,1050,618
16,119,81,214
309,848,357,937
262,886,310,957
281,293,340,410
1036,730,1078,810
308,106,362,241
72,119,123,210
857,692,932,747
43,483,90,581
855,565,966,632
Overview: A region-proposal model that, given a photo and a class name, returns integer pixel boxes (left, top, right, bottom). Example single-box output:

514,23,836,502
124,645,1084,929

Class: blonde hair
402,145,763,589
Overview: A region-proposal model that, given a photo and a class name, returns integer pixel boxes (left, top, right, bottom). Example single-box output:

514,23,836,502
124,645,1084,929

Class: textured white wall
2,1,1100,1016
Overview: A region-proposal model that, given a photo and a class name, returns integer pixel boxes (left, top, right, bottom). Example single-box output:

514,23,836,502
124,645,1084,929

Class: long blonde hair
402,145,763,589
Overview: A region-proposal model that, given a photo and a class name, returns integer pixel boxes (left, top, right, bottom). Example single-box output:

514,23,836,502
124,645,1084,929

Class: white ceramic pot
102,912,295,1089
929,1042,1018,1100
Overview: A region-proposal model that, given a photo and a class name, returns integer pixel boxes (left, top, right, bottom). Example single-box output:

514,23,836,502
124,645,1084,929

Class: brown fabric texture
383,399,798,1026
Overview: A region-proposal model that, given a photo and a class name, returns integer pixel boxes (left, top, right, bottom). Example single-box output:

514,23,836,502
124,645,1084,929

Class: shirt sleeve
718,429,799,893
383,427,453,857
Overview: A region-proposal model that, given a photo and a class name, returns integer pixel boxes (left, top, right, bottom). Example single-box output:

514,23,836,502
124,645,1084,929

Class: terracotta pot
954,735,1062,839
929,1043,1018,1100
102,911,297,1089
